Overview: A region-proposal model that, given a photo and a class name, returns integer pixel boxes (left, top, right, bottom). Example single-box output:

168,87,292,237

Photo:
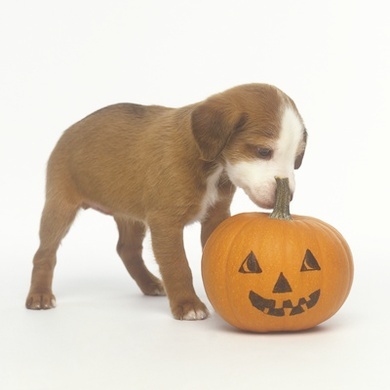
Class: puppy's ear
191,101,247,161
294,128,308,169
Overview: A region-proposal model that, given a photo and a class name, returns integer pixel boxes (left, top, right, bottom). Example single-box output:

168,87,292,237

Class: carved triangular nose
272,272,293,293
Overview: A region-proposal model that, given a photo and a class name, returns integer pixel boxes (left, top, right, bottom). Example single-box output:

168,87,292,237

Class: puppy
26,83,307,320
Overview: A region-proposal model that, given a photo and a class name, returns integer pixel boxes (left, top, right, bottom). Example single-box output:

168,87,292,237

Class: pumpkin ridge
299,219,352,323
312,218,354,296
202,214,259,328
225,217,263,329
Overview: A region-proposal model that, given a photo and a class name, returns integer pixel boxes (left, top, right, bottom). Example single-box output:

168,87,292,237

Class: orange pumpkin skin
202,212,354,332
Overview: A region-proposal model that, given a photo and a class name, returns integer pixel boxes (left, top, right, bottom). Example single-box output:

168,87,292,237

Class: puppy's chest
194,166,224,222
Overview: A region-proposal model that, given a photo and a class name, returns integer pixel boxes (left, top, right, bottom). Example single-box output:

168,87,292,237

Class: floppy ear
294,128,308,169
191,100,247,161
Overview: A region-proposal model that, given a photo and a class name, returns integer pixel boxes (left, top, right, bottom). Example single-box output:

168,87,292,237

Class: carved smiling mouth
249,289,320,317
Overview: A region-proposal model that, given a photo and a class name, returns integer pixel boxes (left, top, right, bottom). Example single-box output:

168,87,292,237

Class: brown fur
26,83,304,320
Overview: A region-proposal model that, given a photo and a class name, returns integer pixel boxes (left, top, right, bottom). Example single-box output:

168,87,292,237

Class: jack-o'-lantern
202,177,353,332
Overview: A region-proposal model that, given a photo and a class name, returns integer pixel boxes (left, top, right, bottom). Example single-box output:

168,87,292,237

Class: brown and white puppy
26,84,307,320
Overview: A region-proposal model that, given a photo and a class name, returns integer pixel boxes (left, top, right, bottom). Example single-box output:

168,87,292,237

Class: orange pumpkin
202,177,353,332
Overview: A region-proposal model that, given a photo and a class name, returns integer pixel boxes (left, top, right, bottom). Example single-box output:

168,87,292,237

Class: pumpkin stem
269,177,292,220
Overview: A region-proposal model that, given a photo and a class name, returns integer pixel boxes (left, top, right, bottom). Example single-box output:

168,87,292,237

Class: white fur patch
226,106,304,209
182,309,209,320
195,165,224,222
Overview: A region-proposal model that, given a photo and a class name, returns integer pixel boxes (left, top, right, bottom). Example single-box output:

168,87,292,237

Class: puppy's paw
172,300,210,321
26,292,56,310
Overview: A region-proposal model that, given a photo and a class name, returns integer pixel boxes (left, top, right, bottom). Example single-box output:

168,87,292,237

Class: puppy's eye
255,147,273,159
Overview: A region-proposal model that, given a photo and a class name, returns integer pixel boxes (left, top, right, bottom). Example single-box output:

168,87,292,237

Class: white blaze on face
226,106,304,209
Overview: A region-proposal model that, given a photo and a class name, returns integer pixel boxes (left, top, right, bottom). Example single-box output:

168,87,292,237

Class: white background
1,1,389,389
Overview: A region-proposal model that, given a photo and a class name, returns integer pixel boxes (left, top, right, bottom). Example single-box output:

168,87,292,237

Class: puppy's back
44,103,193,218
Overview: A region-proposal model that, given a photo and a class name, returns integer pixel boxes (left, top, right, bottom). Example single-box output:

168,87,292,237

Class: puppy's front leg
201,179,236,248
149,220,209,320
200,202,231,249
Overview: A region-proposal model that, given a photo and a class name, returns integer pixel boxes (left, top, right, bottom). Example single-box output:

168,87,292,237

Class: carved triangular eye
300,249,321,271
239,251,262,273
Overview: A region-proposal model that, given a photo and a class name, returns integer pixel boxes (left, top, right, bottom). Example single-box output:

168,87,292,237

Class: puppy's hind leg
26,199,80,309
115,217,165,296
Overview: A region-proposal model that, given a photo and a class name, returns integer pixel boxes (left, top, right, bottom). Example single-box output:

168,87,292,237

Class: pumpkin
201,177,353,332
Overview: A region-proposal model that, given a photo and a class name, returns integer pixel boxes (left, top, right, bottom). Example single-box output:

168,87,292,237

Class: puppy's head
191,84,307,209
